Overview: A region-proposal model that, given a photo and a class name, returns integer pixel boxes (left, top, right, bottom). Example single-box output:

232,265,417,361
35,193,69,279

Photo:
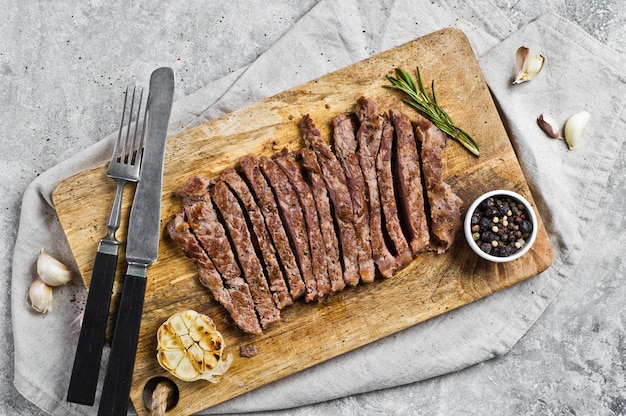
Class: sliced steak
176,175,244,290
377,115,412,268
173,174,262,334
299,147,345,293
414,112,463,253
274,148,332,300
221,169,293,309
355,97,398,277
211,180,281,328
300,114,360,287
259,156,318,302
389,108,430,256
332,113,376,283
166,211,262,335
239,155,306,300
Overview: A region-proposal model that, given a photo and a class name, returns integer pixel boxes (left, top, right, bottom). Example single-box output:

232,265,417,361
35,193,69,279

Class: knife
97,67,174,416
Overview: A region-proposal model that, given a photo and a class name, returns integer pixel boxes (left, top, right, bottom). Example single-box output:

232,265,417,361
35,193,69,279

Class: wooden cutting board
53,28,553,415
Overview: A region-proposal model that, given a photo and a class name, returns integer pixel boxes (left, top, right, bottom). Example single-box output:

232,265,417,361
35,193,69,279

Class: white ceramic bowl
464,189,538,263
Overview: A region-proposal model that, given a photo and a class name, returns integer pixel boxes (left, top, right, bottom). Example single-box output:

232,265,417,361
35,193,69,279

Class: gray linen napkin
11,0,625,414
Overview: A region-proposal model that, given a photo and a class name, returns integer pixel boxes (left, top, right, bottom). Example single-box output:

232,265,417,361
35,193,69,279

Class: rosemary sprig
384,67,480,157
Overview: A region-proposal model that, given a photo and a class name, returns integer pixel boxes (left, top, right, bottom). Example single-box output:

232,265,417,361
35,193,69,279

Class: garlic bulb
37,249,72,286
514,46,545,84
28,278,53,314
157,310,232,382
564,111,591,150
537,113,561,139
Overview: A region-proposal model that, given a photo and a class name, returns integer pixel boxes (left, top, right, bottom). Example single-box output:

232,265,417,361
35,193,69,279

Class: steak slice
174,174,261,334
300,114,360,287
274,148,332,300
355,97,398,277
221,169,293,309
239,155,306,301
299,147,345,293
166,211,262,335
414,112,463,253
259,156,318,302
211,180,281,328
332,113,376,283
389,109,430,256
176,175,243,288
377,115,412,268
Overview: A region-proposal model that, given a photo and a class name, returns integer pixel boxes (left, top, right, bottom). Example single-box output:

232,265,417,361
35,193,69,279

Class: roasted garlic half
156,310,232,382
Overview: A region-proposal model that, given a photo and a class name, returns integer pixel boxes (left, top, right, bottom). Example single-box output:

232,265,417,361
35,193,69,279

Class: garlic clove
514,46,530,82
537,113,562,139
28,278,54,314
37,248,72,286
564,111,591,150
525,54,545,78
514,46,545,84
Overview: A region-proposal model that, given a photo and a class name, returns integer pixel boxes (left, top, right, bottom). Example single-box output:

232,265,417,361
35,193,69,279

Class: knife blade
97,67,174,416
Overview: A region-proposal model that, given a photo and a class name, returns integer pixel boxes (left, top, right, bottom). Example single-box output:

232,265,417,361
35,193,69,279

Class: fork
67,87,147,406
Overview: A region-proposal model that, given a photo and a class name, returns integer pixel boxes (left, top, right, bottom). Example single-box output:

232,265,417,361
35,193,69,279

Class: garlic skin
28,278,53,314
537,113,562,139
514,46,545,84
37,249,72,286
564,111,591,150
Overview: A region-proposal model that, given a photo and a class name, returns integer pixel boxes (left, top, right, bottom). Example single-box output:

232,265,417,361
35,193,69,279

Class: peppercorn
487,207,499,217
480,243,492,253
520,220,533,234
479,198,494,211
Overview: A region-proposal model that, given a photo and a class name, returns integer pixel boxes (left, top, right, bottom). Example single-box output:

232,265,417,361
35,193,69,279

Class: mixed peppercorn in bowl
464,190,538,263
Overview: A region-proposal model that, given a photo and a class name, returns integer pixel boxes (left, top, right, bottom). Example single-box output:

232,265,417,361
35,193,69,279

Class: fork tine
135,90,148,167
112,87,129,164
129,88,144,165
122,87,137,163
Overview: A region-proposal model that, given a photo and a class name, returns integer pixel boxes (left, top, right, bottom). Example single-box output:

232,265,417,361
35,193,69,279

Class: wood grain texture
52,28,553,415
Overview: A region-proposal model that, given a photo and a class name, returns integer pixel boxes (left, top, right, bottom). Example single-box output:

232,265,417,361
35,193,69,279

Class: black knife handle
67,242,119,405
97,271,146,416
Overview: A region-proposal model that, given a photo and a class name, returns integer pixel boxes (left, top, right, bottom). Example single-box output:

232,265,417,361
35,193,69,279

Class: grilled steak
414,112,463,253
301,114,360,287
211,180,281,328
259,156,318,302
176,175,243,290
299,147,345,293
239,155,306,300
377,115,412,268
166,211,262,335
275,148,332,300
389,109,430,255
355,97,398,277
168,96,463,336
332,114,376,283
172,174,262,335
221,169,293,309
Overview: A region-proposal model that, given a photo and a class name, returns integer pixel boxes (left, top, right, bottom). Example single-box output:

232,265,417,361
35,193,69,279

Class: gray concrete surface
1,0,624,415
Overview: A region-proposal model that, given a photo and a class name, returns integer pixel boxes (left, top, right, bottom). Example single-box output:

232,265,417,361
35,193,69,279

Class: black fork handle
67,242,119,406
